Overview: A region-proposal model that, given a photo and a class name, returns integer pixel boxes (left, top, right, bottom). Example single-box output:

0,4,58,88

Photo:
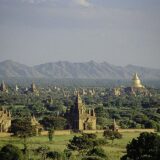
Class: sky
0,0,160,68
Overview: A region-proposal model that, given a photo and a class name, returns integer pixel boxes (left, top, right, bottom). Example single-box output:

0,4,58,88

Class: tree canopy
0,144,23,160
121,132,160,160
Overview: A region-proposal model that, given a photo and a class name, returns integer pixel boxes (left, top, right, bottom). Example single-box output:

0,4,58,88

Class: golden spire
132,73,144,88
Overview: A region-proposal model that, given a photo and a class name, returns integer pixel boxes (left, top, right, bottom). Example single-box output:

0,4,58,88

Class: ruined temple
29,82,39,95
0,108,11,132
110,119,119,131
31,115,43,135
0,81,8,93
67,93,96,131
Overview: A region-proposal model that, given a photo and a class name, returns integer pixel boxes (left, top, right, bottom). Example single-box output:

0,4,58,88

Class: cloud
74,0,91,7
13,0,92,7
21,0,49,4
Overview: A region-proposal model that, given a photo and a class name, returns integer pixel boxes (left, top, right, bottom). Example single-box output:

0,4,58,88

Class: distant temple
132,73,145,88
111,87,122,96
124,73,149,95
0,81,8,93
30,82,37,92
110,119,119,131
31,115,43,135
28,82,39,95
111,73,150,96
15,84,19,92
0,108,11,132
67,93,96,131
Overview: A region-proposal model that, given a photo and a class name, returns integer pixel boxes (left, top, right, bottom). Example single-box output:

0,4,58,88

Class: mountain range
0,60,160,80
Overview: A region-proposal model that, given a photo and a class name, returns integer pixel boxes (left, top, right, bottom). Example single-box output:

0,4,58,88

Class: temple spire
132,73,144,88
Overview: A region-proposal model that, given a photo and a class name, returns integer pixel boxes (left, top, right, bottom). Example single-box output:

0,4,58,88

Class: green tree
96,117,108,129
95,106,108,118
0,144,23,160
40,116,67,130
11,118,35,160
83,147,108,160
47,151,62,160
103,129,122,144
48,128,54,142
11,118,35,137
68,133,107,156
35,146,50,160
121,132,160,160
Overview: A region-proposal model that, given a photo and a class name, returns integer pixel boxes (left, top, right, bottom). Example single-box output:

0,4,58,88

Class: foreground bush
121,132,160,160
0,144,23,160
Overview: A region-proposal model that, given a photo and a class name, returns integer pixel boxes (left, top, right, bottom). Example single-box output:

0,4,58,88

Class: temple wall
0,128,155,137
0,133,13,137
41,130,71,136
118,129,155,133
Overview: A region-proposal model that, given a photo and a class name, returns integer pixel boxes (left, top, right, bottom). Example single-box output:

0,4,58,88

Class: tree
11,118,35,137
83,147,108,160
47,151,62,160
103,129,122,144
0,144,23,160
68,133,107,156
121,132,160,160
35,145,50,160
40,116,67,130
96,117,108,129
95,107,108,118
157,108,160,114
48,128,54,142
10,118,35,160
68,133,96,155
63,149,72,160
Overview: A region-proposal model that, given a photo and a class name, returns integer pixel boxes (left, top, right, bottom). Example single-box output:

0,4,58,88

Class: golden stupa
132,73,144,88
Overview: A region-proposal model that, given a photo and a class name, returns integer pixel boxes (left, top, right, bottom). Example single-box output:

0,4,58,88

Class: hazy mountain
0,60,160,80
0,60,44,78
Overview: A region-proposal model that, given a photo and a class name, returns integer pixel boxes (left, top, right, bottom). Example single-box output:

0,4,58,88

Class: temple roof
132,73,140,80
132,73,144,88
75,92,86,110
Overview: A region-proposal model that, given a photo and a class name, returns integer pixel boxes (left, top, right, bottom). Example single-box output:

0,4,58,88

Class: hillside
0,60,160,80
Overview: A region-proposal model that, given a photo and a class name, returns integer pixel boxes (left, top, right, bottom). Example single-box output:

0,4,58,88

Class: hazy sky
0,0,160,68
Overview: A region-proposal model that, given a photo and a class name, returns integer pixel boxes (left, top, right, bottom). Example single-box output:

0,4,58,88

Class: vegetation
10,118,36,160
68,133,107,157
0,83,160,159
0,144,23,160
103,130,122,144
121,132,160,160
1,85,160,131
0,132,156,160
11,118,35,137
48,128,54,142
40,116,67,130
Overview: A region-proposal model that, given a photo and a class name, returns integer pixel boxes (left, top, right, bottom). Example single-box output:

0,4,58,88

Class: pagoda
132,73,144,88
0,81,8,93
67,93,96,131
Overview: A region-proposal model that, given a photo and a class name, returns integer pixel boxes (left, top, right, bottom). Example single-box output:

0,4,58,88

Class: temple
30,82,37,92
124,73,149,96
0,81,8,93
132,73,144,88
110,119,119,131
0,108,11,132
29,82,39,95
67,93,96,131
31,115,43,135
